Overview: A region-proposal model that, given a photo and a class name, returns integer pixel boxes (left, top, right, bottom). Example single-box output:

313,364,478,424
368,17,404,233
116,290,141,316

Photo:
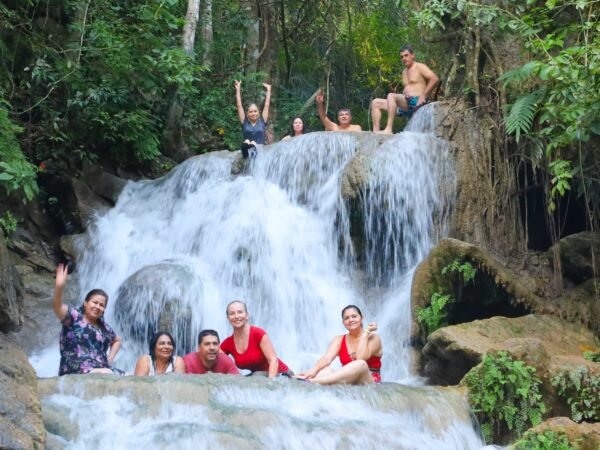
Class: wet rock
113,261,204,354
0,334,45,449
550,231,600,283
81,166,128,205
68,176,111,229
7,228,56,273
0,238,24,332
422,314,599,400
524,417,600,450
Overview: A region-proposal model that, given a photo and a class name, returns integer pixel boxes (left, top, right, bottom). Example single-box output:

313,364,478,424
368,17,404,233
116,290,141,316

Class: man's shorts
397,96,425,118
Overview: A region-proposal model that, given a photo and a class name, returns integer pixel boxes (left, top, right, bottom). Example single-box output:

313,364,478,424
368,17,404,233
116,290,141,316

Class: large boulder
422,314,600,417
81,166,128,205
0,238,24,332
0,334,45,449
524,417,600,450
550,231,600,283
113,260,205,354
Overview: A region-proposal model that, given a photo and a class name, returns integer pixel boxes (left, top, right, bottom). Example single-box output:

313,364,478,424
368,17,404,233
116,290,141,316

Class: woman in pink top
296,305,382,385
221,300,293,378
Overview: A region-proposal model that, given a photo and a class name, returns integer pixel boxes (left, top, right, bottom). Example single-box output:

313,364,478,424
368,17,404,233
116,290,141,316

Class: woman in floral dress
53,264,123,375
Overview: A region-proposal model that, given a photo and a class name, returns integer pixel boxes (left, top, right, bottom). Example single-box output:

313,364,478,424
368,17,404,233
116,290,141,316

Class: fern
505,89,545,142
498,60,542,86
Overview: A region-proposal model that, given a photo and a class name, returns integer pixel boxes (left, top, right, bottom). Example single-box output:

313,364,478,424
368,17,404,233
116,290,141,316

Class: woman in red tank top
221,300,292,378
296,305,383,385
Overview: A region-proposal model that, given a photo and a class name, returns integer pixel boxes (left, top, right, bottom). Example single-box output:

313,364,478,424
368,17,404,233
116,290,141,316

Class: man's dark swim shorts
397,95,426,118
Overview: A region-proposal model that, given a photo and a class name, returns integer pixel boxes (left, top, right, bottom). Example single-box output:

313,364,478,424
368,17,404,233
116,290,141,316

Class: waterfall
33,105,487,448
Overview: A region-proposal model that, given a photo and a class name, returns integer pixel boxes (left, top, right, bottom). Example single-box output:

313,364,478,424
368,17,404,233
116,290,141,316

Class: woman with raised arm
234,80,271,158
134,330,185,376
296,305,382,385
53,263,124,375
221,300,293,378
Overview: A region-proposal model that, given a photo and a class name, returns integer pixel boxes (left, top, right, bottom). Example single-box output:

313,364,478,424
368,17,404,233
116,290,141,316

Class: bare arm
262,83,271,122
355,323,383,361
234,80,245,124
107,335,121,364
173,356,186,374
299,336,342,379
316,92,337,131
259,333,280,378
134,355,151,376
53,264,69,321
418,63,440,105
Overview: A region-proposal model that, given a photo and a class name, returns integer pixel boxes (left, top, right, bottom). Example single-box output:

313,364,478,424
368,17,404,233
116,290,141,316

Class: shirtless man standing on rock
370,45,439,133
316,90,362,132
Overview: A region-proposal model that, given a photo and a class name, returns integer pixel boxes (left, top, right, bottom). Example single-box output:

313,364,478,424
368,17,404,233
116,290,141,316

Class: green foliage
416,292,453,335
515,430,576,450
465,351,545,443
0,211,18,240
441,258,477,283
548,160,573,213
551,366,600,423
416,258,477,335
583,351,600,363
0,101,38,201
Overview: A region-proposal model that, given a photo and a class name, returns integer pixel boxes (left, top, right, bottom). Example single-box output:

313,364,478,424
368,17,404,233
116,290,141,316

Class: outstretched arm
298,336,342,379
259,333,280,378
316,92,337,131
53,264,69,321
262,83,272,122
234,80,245,124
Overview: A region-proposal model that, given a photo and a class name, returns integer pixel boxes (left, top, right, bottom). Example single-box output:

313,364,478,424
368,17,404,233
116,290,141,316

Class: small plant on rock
465,351,545,443
515,429,576,450
551,366,600,423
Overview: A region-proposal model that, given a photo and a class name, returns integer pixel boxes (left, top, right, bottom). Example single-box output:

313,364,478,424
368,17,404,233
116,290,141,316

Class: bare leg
370,98,388,132
89,368,114,374
383,93,408,134
311,360,373,385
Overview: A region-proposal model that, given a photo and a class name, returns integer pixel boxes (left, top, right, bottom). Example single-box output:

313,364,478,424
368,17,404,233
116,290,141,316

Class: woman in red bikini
221,300,293,378
296,305,382,385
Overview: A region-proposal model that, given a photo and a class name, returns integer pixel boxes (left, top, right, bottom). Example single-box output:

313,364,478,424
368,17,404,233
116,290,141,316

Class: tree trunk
182,0,200,55
200,0,213,67
240,0,260,72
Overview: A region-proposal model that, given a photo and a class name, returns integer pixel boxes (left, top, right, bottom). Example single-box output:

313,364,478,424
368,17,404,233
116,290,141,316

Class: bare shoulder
349,124,362,132
416,62,436,76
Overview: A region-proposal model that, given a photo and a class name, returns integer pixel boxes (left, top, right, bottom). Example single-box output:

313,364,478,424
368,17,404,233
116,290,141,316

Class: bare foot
379,128,393,134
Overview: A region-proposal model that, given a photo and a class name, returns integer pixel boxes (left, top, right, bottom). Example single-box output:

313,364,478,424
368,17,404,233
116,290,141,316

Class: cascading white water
34,105,487,449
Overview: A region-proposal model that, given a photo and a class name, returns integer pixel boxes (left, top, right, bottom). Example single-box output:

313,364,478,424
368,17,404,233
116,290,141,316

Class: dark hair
337,108,352,116
341,304,363,318
246,102,260,113
400,45,415,54
288,116,305,137
80,289,109,329
198,329,220,345
226,300,248,315
149,331,176,364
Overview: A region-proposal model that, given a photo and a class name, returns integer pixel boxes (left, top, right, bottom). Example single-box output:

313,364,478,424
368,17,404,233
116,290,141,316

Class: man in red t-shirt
183,330,240,375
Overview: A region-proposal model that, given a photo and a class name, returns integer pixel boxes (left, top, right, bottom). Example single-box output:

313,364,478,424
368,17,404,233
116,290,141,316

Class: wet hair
341,304,363,318
226,300,248,315
198,329,220,345
149,331,176,365
288,116,305,137
400,45,415,54
337,108,352,116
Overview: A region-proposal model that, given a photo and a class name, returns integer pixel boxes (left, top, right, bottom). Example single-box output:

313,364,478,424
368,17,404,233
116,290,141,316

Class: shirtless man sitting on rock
316,90,362,132
370,45,439,133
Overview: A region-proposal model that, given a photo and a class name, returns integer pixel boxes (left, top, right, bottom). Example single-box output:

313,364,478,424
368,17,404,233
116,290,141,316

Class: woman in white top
134,331,185,375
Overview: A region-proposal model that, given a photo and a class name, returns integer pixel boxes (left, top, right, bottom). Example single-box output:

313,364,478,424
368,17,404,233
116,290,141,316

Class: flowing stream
34,105,487,449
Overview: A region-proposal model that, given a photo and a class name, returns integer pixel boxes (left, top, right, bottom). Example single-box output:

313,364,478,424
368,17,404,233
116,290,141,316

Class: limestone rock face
81,166,128,205
0,334,45,449
422,314,599,397
0,238,24,332
551,231,600,283
525,417,600,450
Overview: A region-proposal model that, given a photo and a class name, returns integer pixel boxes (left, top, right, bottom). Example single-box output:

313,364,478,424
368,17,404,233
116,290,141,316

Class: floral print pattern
59,306,118,375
